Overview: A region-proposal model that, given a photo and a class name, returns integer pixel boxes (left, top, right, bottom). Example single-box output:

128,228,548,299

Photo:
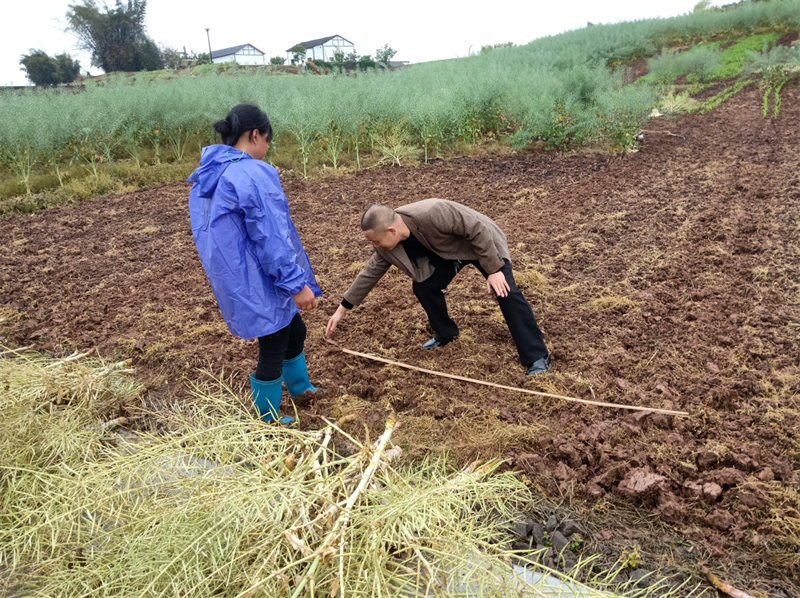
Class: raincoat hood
187,145,243,198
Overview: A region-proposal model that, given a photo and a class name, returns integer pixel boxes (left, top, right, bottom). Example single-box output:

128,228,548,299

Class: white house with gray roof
211,44,265,65
286,35,355,63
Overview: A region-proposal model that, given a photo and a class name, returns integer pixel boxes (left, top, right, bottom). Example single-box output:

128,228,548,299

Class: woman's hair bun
214,105,273,146
213,118,232,139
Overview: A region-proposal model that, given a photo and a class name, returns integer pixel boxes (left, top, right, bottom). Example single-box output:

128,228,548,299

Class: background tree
66,0,164,72
19,50,81,85
270,56,286,65
374,44,397,65
160,45,183,69
358,54,376,70
54,53,82,81
290,45,307,65
137,37,164,70
196,52,211,65
19,50,61,85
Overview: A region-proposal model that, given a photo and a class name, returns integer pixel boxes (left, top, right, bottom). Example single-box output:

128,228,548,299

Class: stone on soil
544,515,558,533
512,539,530,551
530,522,545,546
739,490,767,508
757,467,774,482
558,519,587,538
516,453,544,474
705,508,736,531
709,467,746,487
525,517,535,536
553,461,577,482
696,451,719,470
512,511,528,539
549,531,569,554
656,492,688,523
586,482,605,499
630,568,655,587
772,459,799,484
683,480,722,501
593,465,626,488
615,469,666,499
563,554,577,572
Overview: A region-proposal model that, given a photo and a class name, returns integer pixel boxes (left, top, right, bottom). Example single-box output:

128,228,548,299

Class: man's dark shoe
526,356,552,376
422,336,456,350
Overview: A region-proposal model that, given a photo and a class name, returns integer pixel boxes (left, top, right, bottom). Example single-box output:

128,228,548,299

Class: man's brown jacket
342,199,511,307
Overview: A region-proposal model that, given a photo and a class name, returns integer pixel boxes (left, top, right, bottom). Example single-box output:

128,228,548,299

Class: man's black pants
411,259,548,367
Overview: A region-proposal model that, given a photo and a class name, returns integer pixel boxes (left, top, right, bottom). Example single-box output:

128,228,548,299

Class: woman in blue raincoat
188,104,322,423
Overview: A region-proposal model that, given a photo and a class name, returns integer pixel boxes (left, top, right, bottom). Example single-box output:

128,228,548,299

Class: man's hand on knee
486,271,510,298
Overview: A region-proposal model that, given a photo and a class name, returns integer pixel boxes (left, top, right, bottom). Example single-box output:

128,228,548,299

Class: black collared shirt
401,231,438,266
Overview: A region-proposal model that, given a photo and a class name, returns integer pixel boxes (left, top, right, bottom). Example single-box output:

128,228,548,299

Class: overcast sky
1,0,711,86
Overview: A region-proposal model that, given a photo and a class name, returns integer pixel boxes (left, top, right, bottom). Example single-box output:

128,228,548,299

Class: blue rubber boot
249,374,294,424
282,351,318,398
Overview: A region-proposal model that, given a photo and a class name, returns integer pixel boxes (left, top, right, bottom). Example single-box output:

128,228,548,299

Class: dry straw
1,349,692,598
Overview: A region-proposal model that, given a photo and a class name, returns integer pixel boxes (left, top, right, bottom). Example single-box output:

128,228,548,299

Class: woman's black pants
255,313,306,381
411,259,548,367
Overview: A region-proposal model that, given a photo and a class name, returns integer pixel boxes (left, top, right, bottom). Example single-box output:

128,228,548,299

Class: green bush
644,36,785,85
742,44,800,84
713,32,780,79
646,45,722,84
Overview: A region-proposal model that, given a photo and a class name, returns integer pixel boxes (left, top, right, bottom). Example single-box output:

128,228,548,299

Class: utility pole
205,28,212,59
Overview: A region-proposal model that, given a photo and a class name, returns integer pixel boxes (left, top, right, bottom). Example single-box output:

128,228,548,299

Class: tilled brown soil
2,85,799,593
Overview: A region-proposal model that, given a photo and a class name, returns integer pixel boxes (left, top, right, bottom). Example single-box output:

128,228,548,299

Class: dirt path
2,85,798,592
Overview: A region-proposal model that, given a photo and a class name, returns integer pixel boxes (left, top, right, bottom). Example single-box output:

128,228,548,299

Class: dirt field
2,85,799,593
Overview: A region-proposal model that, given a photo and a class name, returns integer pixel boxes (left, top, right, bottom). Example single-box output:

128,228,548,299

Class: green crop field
0,0,797,211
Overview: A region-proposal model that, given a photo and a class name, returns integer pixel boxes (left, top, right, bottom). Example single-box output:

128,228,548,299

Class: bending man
325,199,551,375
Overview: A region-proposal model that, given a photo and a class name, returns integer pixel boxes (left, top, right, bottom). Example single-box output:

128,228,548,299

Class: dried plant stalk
1,349,690,598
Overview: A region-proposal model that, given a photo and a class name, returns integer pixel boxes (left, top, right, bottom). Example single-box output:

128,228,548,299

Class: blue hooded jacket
187,145,322,339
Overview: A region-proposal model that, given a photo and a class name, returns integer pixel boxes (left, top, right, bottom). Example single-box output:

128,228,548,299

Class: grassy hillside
0,0,797,213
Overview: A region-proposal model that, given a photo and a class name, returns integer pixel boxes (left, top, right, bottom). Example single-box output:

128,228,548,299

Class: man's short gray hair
360,205,396,233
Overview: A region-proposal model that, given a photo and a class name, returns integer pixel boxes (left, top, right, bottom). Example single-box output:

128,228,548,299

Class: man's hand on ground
486,271,510,298
293,286,317,311
326,305,347,336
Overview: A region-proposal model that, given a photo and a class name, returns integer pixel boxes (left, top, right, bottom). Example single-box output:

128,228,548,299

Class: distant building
286,35,355,63
211,44,265,65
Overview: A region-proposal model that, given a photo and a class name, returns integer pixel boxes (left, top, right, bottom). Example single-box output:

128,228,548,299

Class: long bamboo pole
328,342,688,416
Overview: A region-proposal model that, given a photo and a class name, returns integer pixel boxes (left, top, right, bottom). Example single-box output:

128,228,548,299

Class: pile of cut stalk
0,349,633,597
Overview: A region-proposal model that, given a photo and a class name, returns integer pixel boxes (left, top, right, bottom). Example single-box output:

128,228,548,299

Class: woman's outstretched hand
293,286,317,311
326,305,347,337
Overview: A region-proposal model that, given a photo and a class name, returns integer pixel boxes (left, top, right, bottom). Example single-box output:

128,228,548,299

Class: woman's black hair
213,104,273,146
